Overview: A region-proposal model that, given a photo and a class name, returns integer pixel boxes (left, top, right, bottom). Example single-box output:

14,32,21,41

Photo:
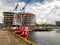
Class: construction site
1,0,60,45
0,0,36,45
3,12,36,29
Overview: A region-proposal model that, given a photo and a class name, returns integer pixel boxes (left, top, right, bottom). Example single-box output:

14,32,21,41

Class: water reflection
28,31,60,45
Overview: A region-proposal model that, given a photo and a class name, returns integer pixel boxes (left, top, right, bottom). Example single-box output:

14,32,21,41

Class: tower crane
41,5,58,30
45,5,59,24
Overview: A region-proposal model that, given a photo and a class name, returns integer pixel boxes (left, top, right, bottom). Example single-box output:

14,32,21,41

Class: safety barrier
13,32,36,45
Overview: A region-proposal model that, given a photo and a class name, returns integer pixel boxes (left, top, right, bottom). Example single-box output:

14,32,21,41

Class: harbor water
28,31,60,45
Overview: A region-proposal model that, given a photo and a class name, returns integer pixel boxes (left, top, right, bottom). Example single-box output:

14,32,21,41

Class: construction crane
13,4,19,12
40,5,59,31
39,5,57,25
45,5,59,24
13,0,31,26
20,0,31,12
13,0,31,12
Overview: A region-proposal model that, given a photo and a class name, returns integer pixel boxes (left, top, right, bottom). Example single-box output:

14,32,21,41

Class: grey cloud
1,0,18,6
45,0,54,2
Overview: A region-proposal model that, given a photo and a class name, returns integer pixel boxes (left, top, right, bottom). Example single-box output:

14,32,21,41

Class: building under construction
3,12,14,27
17,12,36,26
3,12,36,29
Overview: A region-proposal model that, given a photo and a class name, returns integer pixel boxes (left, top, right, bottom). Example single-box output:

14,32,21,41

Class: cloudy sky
0,0,60,24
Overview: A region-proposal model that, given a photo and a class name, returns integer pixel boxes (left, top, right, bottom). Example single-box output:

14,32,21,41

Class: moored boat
11,26,29,39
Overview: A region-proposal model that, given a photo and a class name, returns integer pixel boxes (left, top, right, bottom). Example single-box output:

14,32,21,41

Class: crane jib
21,0,31,11
13,0,31,11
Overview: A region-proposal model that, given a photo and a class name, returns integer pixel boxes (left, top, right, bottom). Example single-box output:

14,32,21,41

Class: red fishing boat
11,26,29,39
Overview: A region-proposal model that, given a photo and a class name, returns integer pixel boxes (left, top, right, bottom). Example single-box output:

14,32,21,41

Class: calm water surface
28,31,60,45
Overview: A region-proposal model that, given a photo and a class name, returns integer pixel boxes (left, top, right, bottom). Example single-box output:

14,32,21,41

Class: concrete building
3,12,36,29
17,12,36,28
3,12,14,27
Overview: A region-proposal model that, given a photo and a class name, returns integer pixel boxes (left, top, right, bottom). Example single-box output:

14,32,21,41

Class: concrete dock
0,30,35,45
